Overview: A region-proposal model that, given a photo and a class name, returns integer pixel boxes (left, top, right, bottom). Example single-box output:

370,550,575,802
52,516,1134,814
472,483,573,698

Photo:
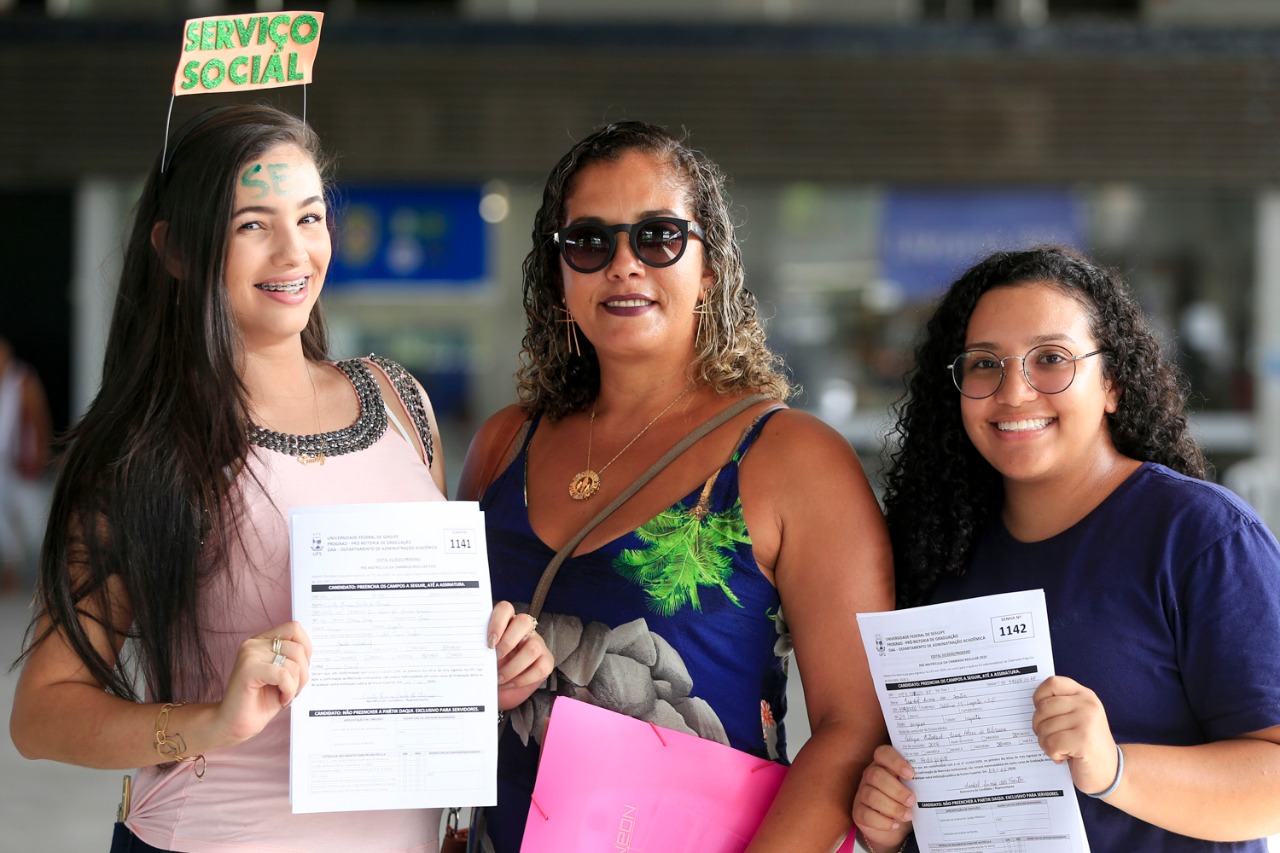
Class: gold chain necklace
253,362,328,466
569,387,691,501
297,363,327,465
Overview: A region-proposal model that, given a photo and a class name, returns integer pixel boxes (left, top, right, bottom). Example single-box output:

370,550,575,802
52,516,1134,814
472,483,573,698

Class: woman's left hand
1031,675,1120,796
487,601,553,711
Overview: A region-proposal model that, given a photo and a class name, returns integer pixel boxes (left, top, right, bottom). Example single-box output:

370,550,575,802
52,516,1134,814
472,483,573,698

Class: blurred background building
5,0,1280,514
2,2,1280,849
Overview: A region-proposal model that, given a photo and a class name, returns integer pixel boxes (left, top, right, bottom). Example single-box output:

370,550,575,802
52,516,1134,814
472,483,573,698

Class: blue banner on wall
327,185,487,287
879,189,1084,299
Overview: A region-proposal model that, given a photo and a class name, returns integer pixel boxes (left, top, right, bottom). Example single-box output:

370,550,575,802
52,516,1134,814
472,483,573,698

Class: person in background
9,104,551,853
852,246,1280,853
0,333,52,594
459,120,894,852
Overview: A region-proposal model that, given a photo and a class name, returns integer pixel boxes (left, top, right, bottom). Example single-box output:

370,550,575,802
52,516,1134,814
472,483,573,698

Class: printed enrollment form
857,590,1090,853
287,501,497,814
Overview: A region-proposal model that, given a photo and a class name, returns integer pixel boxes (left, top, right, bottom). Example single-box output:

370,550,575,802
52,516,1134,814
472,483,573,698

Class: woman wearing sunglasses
852,247,1280,853
458,121,894,851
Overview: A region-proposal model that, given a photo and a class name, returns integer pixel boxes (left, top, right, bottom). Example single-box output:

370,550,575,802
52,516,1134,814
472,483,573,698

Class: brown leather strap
527,393,773,620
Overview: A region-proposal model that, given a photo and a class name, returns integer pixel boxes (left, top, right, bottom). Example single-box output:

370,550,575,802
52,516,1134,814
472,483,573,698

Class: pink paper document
522,696,855,852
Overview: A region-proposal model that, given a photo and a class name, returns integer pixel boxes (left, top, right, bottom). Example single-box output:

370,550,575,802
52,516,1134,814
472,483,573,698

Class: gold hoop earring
557,303,582,357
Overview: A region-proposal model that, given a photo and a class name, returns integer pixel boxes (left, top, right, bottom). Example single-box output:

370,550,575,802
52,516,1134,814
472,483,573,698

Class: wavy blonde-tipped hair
515,121,794,420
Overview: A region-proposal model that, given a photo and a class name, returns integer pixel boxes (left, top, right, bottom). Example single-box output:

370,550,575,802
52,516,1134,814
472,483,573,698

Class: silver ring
528,617,538,631
272,653,287,667
271,637,283,655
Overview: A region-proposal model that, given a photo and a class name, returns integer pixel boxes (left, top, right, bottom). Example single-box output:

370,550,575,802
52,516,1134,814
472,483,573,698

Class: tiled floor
1,589,123,850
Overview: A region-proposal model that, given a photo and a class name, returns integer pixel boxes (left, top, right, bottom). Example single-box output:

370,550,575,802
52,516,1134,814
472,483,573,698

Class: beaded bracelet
154,702,206,779
1086,744,1124,799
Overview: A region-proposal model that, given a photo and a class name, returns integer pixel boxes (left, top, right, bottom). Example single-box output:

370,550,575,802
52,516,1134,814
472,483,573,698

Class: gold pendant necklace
298,363,327,465
569,387,691,501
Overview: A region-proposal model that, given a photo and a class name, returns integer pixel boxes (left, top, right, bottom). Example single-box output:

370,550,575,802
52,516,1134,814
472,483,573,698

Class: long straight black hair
18,104,332,703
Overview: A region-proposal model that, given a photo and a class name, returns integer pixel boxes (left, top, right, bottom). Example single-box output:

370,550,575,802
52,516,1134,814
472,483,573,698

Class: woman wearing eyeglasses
458,121,894,852
852,246,1280,853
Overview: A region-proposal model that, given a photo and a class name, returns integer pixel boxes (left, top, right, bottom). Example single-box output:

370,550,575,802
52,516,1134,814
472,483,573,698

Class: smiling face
223,142,330,352
559,149,713,363
959,281,1121,490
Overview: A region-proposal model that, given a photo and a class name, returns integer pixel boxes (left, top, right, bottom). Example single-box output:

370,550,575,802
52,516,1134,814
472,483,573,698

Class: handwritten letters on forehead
241,162,303,201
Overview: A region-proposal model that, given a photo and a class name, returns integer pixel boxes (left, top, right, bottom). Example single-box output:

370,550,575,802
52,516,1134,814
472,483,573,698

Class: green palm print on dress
614,488,751,616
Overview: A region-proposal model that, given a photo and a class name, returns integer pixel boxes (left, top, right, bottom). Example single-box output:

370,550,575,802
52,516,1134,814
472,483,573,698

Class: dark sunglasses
553,217,706,274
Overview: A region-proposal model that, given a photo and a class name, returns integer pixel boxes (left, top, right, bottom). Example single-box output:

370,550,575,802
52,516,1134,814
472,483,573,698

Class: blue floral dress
480,408,790,851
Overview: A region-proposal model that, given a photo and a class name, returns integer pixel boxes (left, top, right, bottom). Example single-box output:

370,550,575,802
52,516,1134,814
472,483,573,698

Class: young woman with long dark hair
10,104,551,853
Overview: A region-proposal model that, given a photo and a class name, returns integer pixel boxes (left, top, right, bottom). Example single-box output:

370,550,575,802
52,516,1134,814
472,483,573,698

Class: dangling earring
693,297,712,353
557,302,582,357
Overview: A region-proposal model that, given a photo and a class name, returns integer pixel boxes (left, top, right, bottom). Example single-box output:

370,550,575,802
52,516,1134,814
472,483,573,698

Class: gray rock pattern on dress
508,611,729,748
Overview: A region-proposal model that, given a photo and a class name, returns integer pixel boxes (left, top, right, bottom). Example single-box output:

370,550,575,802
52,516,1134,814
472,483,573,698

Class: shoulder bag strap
527,392,773,619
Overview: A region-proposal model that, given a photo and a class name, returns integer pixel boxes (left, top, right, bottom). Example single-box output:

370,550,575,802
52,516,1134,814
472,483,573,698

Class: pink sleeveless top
126,357,445,853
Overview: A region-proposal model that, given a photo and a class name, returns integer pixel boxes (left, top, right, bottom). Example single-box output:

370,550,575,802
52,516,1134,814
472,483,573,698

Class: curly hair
883,246,1207,608
515,121,792,419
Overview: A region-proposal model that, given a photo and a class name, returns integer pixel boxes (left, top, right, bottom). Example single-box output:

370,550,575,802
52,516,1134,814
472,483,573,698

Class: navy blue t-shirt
922,462,1280,852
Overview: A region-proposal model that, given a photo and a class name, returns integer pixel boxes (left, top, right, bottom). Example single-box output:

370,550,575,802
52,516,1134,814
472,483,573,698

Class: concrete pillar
1255,192,1280,461
71,179,124,420
1223,192,1280,533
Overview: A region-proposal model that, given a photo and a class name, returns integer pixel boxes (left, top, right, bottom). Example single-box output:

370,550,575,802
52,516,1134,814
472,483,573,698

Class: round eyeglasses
946,345,1105,399
553,217,705,274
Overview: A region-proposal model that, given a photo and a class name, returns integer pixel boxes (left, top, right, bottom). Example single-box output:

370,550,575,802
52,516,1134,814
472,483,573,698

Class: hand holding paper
1031,676,1120,796
852,743,917,851
485,601,553,706
214,621,313,747
855,590,1091,853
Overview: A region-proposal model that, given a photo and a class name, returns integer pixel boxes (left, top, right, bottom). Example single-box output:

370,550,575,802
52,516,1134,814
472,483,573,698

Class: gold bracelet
863,840,908,853
154,702,206,779
859,832,910,853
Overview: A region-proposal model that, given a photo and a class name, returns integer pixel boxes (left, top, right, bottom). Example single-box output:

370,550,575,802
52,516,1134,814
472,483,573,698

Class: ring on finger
271,636,283,655
271,653,287,667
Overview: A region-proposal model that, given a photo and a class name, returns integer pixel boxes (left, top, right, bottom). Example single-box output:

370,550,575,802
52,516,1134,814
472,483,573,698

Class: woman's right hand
487,601,553,711
211,621,312,746
852,744,917,852
12,604,312,768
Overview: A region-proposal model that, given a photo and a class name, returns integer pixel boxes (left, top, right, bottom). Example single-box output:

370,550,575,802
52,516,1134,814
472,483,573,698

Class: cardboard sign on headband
172,12,323,96
160,11,323,175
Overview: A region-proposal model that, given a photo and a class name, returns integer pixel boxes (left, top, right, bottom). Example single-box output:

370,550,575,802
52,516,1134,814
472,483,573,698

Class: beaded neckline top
245,356,435,468
247,358,386,464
